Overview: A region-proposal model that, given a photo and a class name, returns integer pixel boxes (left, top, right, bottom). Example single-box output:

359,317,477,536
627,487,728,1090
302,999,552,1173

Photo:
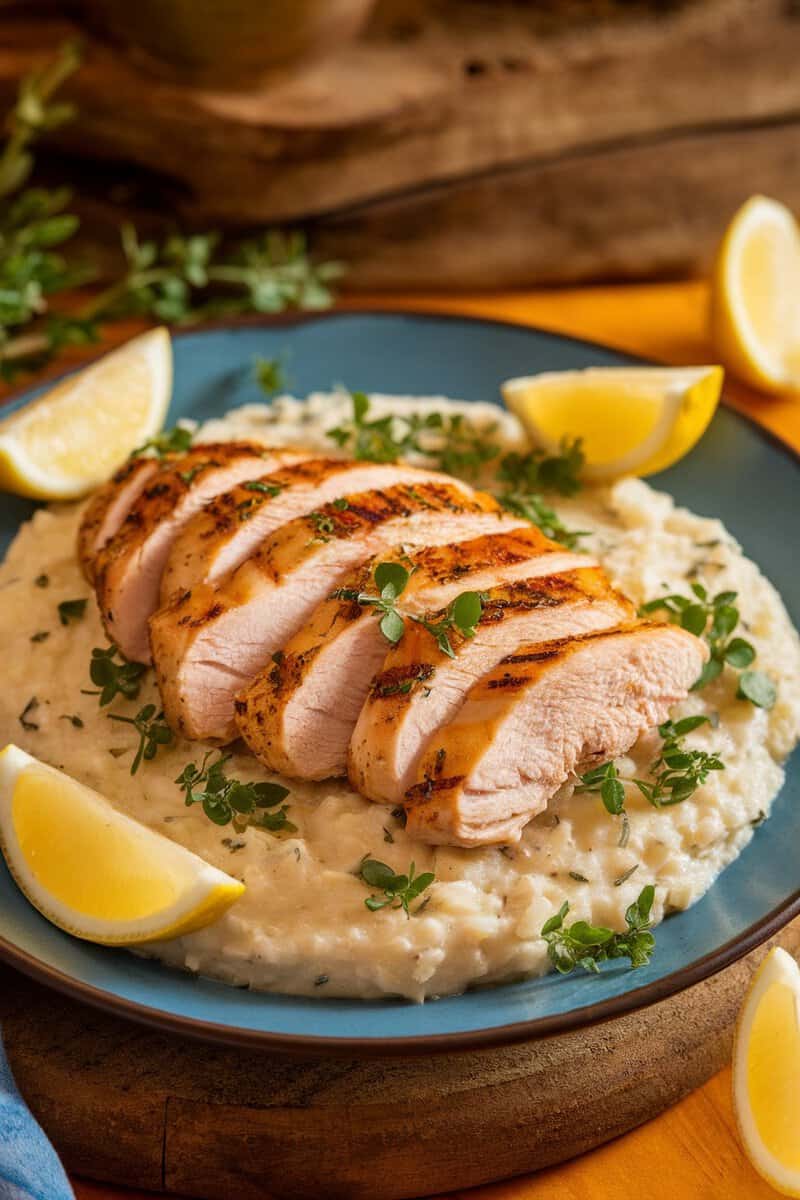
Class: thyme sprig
57,597,86,625
640,583,776,707
0,44,341,375
359,856,435,917
333,561,483,658
541,884,656,974
131,425,193,460
108,703,173,775
576,759,629,847
176,750,294,833
84,644,147,706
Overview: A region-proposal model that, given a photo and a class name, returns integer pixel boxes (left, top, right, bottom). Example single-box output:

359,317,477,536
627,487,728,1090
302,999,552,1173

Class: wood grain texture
2,920,798,1199
3,0,800,284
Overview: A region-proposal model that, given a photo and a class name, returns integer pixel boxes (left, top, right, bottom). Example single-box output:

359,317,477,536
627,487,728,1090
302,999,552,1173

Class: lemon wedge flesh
502,365,723,482
710,195,800,395
0,327,172,500
0,744,244,945
733,946,800,1196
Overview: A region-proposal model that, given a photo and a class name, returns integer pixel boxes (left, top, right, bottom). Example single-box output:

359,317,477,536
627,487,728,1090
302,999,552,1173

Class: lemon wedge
0,744,244,945
710,195,800,395
0,327,172,501
502,365,723,482
733,945,800,1196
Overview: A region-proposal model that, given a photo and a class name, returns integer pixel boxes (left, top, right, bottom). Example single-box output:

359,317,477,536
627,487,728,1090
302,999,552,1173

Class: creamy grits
1,392,798,1002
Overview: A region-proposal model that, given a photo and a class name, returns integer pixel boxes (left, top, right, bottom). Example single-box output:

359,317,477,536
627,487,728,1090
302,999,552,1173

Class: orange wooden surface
9,280,792,1200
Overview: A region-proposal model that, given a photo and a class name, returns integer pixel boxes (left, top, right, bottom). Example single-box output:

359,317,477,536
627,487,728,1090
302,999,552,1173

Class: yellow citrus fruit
0,744,244,945
732,945,800,1196
710,195,800,395
0,327,172,500
502,365,723,482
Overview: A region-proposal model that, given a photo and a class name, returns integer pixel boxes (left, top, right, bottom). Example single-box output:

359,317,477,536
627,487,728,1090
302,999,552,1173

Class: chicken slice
77,456,164,583
236,526,589,780
348,567,634,806
150,482,517,743
160,457,454,600
93,442,299,662
403,621,708,847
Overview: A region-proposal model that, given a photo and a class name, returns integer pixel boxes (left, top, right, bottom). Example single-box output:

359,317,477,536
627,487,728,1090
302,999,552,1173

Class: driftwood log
0,1,799,287
2,916,799,1199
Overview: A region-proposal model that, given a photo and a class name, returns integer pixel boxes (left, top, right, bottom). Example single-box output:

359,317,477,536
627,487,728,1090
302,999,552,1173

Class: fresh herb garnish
59,713,83,728
131,425,193,460
254,355,288,396
108,703,173,775
633,716,725,807
494,442,586,548
0,45,342,376
176,750,294,833
242,480,282,497
576,760,630,847
84,644,147,706
569,871,590,883
540,884,656,974
359,856,435,917
640,583,776,706
30,630,49,643
18,696,39,731
333,561,483,659
57,597,87,625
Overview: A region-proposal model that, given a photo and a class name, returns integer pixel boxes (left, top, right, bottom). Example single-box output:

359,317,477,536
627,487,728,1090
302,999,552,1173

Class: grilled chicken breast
93,442,296,662
160,457,454,599
403,621,709,847
151,482,517,743
236,527,590,780
349,568,634,806
77,456,165,582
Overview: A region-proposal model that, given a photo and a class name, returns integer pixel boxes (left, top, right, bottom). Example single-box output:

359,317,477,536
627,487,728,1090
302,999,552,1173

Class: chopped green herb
84,644,147,706
30,630,49,643
176,750,294,833
540,884,656,974
18,696,39,731
57,597,87,625
383,826,395,843
634,716,724,807
254,354,288,396
131,425,193,459
242,480,282,497
569,871,589,883
359,856,435,917
314,974,329,987
59,713,83,728
35,573,49,588
108,703,173,775
614,863,639,887
222,837,247,853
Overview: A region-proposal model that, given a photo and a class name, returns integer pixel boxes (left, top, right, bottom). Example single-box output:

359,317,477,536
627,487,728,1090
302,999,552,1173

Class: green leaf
680,604,708,637
600,776,626,816
58,597,87,625
541,902,569,936
374,562,410,597
690,656,723,691
724,637,756,669
380,609,406,644
737,670,777,710
451,591,483,635
360,858,399,890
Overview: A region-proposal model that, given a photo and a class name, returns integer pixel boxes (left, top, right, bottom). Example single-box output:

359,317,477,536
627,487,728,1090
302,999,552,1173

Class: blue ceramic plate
1,312,798,1054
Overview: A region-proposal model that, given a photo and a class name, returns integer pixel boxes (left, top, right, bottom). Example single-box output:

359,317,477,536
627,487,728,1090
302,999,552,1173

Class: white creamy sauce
1,392,799,1002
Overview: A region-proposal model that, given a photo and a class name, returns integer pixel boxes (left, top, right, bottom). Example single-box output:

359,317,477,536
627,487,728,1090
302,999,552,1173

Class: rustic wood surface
1,280,799,1199
2,1,800,285
2,917,798,1199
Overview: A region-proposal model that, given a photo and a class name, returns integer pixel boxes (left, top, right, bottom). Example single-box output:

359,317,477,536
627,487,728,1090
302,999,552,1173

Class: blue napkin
0,1030,74,1200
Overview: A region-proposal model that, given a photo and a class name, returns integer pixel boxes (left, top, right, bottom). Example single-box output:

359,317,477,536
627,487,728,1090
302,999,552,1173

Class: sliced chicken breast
160,457,454,600
236,526,590,780
151,482,517,743
77,456,164,583
93,442,297,662
402,621,709,847
348,568,634,806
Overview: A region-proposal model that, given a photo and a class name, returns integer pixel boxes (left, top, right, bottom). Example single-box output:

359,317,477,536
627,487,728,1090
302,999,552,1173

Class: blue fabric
0,1031,74,1200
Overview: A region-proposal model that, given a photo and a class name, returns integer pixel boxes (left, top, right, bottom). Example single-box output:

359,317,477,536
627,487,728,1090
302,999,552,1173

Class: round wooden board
2,920,798,1200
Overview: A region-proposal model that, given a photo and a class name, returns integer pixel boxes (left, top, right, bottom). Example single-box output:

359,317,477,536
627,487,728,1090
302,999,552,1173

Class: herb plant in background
0,43,342,377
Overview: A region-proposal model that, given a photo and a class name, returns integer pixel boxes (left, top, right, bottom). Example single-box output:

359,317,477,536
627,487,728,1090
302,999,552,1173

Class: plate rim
1,307,798,1056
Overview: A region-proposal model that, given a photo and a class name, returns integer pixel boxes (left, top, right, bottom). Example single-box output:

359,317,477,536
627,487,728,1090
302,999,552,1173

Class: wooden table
7,279,796,1200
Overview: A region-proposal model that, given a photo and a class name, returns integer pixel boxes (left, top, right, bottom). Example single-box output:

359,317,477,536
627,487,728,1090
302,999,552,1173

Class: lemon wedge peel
733,945,800,1197
0,744,244,946
502,365,723,483
0,327,172,501
710,195,800,395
